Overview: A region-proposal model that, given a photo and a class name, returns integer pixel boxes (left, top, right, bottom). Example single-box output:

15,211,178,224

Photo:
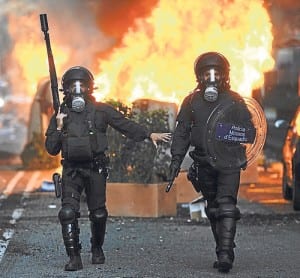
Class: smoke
265,0,300,46
0,0,159,91
95,0,159,47
268,0,300,9
0,0,159,126
37,0,115,69
1,0,296,101
2,0,113,73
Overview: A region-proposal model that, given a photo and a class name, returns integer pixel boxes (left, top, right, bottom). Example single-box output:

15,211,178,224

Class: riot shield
205,97,267,171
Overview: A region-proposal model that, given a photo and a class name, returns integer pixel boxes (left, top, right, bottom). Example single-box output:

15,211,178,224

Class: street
0,166,299,278
0,0,298,277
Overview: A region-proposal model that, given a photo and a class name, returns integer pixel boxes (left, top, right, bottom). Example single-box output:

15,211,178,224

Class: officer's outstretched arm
150,133,172,148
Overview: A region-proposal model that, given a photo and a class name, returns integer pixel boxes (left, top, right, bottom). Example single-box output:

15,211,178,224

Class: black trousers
61,167,107,213
188,162,240,205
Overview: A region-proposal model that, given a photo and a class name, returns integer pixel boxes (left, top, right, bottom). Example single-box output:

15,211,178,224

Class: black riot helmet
194,52,230,92
61,66,94,94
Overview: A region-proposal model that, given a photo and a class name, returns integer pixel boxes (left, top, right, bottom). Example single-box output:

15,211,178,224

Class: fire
6,0,274,108
94,0,274,104
7,13,68,97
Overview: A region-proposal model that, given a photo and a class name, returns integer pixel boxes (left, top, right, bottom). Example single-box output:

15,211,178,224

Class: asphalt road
0,166,299,278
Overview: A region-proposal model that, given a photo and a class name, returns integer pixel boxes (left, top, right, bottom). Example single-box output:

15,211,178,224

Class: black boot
216,217,237,273
64,249,83,271
214,199,240,273
213,243,236,269
212,219,236,269
90,220,106,264
62,222,83,271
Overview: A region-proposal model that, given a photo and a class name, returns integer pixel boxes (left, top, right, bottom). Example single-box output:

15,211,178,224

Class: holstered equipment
52,173,62,198
187,150,212,193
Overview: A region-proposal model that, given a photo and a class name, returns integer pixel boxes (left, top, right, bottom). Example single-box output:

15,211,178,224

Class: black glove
168,161,180,181
166,162,181,193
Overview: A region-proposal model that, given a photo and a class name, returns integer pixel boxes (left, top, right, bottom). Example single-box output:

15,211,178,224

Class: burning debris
2,0,276,112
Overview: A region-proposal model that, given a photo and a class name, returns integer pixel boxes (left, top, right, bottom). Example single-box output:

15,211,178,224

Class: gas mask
68,80,87,112
202,68,220,102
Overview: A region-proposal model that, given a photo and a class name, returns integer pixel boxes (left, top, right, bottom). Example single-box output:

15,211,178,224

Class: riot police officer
169,52,255,273
45,66,171,271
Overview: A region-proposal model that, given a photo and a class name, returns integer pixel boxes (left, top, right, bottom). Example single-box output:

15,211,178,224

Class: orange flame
7,13,68,97
94,0,274,104
7,0,274,109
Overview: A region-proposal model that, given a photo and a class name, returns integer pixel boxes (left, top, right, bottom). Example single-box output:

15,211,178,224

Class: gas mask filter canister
203,69,218,102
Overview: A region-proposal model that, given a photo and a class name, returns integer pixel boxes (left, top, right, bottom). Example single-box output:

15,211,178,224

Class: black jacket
171,89,253,168
45,101,151,158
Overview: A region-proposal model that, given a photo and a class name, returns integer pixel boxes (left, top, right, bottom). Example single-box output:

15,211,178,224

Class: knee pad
58,206,77,225
89,207,108,223
216,197,240,220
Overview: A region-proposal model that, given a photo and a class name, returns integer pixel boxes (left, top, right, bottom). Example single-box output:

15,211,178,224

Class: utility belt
62,155,109,178
190,149,241,174
53,155,110,198
61,154,109,170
